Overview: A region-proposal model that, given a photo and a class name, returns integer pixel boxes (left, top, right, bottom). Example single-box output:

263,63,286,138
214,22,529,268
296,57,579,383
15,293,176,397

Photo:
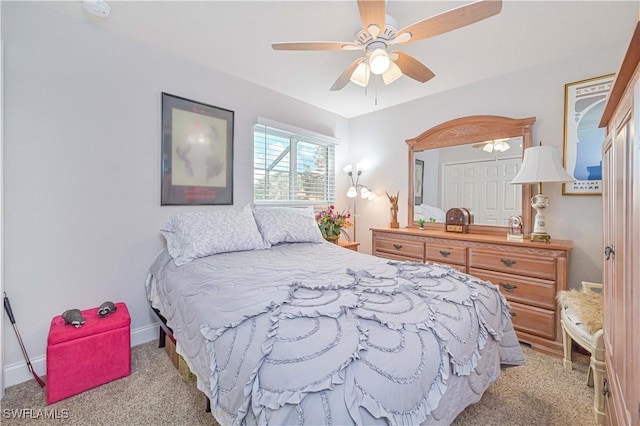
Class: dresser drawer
508,301,556,340
374,237,424,261
470,268,556,310
468,248,556,280
426,244,466,265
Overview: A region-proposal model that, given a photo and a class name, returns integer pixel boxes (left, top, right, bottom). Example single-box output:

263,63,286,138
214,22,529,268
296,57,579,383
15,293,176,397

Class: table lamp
510,144,575,243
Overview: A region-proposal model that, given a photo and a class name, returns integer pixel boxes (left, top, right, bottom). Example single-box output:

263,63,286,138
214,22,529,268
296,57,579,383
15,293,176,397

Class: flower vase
325,234,340,244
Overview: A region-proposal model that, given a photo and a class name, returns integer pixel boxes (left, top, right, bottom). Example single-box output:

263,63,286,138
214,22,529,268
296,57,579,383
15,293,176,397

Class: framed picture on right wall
563,73,615,195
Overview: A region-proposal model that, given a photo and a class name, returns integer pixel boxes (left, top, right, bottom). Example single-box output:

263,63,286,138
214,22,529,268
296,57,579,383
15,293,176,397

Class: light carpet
0,341,597,425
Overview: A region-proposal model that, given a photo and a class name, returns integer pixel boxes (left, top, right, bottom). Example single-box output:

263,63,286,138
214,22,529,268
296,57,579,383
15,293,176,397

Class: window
253,120,337,206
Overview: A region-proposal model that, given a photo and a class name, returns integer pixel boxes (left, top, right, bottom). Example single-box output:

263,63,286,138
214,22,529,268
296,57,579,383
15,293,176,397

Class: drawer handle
439,250,451,257
500,282,518,292
501,259,516,267
510,311,516,317
393,244,403,250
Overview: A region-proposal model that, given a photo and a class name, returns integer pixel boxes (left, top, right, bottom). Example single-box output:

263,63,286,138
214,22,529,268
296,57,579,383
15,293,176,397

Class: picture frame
414,159,424,205
562,74,615,195
161,93,234,205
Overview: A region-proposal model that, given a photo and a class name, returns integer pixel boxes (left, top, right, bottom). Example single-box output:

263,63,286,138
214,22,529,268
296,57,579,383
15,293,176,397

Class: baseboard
3,323,160,388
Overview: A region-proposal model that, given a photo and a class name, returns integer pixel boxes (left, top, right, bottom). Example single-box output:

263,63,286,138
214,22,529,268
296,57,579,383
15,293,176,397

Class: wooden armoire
599,15,640,426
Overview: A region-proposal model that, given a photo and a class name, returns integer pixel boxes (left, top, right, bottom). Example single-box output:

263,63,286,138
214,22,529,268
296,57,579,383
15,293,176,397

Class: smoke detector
83,0,111,18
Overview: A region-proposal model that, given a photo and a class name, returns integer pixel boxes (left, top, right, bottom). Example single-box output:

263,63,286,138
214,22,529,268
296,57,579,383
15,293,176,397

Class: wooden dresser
371,227,573,357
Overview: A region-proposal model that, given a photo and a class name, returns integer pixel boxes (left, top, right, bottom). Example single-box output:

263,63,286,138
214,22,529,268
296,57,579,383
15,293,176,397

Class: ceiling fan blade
330,58,365,91
395,0,502,44
393,51,435,83
357,0,386,39
272,41,361,51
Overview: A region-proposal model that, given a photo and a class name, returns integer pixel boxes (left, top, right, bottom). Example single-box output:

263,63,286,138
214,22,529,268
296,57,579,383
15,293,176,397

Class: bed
146,206,525,425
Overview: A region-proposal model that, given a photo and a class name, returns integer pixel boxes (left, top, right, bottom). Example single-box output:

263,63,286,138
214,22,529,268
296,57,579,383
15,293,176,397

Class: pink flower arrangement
316,205,352,241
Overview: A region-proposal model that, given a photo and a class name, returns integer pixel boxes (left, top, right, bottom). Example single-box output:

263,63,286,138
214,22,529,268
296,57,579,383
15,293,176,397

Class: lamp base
529,232,551,243
389,221,399,229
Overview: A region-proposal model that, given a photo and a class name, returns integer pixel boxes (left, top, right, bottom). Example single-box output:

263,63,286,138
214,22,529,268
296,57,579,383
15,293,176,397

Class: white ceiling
43,1,639,118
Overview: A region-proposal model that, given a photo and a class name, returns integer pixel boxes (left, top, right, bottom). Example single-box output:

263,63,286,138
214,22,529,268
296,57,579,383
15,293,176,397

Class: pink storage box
46,302,131,404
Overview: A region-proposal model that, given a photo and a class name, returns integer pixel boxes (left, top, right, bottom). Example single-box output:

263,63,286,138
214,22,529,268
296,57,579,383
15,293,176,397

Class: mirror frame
406,115,536,236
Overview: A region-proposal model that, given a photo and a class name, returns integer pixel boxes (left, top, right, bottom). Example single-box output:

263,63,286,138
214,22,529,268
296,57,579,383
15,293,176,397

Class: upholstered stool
46,302,131,404
559,282,604,425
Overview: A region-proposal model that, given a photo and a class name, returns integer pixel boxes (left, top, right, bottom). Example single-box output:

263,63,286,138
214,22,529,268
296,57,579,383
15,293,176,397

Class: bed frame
150,307,211,413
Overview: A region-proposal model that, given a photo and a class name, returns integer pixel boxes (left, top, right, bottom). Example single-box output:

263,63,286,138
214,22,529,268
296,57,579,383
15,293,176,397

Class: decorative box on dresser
599,15,640,426
371,227,572,357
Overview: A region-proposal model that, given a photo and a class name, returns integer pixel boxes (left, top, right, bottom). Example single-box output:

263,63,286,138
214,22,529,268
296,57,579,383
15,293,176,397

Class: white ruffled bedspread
147,242,525,425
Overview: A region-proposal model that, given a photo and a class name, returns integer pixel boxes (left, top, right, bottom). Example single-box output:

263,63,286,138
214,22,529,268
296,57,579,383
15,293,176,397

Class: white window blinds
253,120,338,206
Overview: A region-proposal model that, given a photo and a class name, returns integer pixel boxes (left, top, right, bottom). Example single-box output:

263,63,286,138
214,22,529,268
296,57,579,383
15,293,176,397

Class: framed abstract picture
562,74,615,195
161,93,234,205
414,159,424,205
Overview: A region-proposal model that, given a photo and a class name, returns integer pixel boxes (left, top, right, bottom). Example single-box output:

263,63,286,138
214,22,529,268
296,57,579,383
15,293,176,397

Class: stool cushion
557,290,603,333
562,306,595,345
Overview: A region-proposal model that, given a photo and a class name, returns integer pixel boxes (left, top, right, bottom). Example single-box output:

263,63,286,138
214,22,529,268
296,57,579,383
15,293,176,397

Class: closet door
603,104,639,426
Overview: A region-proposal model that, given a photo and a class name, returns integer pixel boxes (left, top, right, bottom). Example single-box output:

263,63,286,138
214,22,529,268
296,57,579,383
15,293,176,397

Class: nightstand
338,240,360,251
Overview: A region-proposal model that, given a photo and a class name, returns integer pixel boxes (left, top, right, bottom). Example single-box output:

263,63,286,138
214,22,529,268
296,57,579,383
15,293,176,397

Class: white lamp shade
350,62,370,87
482,142,494,153
510,145,575,184
343,164,353,174
369,48,390,75
360,187,371,198
346,186,358,197
382,62,403,85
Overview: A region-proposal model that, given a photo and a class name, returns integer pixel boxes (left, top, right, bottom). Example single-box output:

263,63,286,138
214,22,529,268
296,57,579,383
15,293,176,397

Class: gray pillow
161,205,265,266
252,207,324,247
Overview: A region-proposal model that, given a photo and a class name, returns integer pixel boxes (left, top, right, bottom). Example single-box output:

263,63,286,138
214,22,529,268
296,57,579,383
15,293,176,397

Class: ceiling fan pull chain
375,76,378,106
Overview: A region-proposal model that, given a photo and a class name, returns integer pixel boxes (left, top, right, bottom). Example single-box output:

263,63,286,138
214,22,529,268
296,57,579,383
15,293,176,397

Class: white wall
3,0,635,387
1,2,348,386
346,42,629,290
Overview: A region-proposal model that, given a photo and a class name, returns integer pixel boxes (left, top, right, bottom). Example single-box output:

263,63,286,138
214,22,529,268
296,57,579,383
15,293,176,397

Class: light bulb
369,49,390,75
356,160,370,171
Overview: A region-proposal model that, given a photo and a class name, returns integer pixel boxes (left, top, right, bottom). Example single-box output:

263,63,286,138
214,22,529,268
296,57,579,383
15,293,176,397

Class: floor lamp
344,163,376,242
510,144,575,243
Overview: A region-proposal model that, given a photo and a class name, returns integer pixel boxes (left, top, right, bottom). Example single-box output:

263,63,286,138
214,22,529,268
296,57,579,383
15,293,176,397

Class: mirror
407,115,536,236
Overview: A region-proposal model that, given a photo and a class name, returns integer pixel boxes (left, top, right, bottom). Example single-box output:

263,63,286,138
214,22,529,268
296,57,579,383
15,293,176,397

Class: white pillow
160,205,265,266
252,207,325,247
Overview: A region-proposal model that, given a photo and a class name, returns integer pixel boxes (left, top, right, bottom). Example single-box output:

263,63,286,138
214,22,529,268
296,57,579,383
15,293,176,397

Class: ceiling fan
472,139,511,153
272,0,502,91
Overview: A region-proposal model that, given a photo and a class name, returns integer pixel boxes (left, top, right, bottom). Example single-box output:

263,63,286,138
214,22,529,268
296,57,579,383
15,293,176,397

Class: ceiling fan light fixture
369,48,391,75
495,140,510,152
350,62,370,87
382,62,403,85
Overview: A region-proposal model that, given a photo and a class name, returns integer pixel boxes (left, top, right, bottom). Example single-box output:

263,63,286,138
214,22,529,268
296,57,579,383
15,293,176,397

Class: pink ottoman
46,302,131,404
